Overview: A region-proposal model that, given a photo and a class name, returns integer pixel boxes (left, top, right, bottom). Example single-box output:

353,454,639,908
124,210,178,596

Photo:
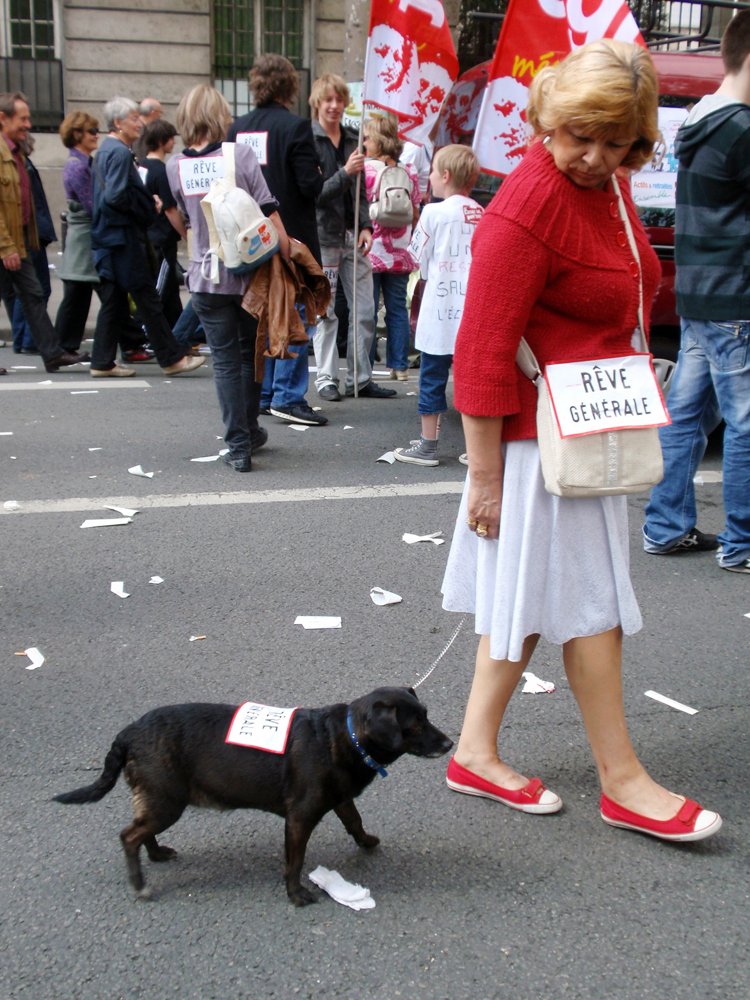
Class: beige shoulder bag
515,174,667,498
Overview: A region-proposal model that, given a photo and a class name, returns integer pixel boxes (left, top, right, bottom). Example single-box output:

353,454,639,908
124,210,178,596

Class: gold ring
476,524,488,537
466,517,477,528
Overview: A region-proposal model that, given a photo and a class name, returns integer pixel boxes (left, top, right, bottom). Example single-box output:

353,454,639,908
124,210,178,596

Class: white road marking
0,379,151,391
0,481,465,516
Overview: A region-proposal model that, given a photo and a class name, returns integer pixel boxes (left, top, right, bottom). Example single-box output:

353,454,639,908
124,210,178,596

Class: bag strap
222,141,236,188
515,171,647,384
367,158,387,198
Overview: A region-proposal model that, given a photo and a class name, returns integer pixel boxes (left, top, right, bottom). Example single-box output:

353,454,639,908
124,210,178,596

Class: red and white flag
473,0,645,177
363,0,459,144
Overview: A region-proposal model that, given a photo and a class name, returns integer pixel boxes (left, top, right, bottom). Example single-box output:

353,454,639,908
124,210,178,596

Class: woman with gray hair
88,96,204,377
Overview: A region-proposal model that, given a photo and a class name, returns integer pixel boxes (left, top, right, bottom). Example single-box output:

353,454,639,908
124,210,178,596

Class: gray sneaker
393,436,439,467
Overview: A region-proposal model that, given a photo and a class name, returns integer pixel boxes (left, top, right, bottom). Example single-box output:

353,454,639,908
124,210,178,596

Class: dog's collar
346,710,388,778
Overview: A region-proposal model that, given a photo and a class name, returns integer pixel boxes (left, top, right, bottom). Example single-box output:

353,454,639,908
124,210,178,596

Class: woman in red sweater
441,40,722,842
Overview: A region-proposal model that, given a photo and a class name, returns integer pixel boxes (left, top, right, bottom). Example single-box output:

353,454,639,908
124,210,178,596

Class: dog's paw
288,886,318,907
148,845,178,863
359,833,380,850
135,886,154,902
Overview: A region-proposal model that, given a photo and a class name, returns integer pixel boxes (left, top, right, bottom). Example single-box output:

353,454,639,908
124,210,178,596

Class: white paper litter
0,431,12,435
644,690,698,715
343,425,353,430
110,581,130,599
71,390,98,395
694,470,723,484
370,587,402,606
294,615,342,630
128,465,154,478
402,531,444,545
308,866,375,911
89,476,97,479
38,379,52,385
521,671,556,694
149,576,164,584
24,647,45,670
4,500,20,510
406,391,417,396
103,505,139,518
80,517,133,528
744,612,750,619
10,366,37,369
289,424,308,432
312,406,322,412
377,451,395,464
88,447,102,451
216,436,223,440
191,453,221,462
10,456,16,459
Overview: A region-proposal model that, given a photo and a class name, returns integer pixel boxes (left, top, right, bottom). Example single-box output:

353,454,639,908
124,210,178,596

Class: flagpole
351,107,365,399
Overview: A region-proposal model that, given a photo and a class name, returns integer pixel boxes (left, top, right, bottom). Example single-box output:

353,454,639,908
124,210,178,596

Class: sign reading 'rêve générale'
545,354,670,438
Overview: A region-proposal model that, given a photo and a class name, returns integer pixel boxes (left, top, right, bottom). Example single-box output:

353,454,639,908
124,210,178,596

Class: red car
431,51,725,357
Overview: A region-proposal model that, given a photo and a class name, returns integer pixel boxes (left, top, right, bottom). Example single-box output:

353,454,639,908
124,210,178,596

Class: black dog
54,687,452,905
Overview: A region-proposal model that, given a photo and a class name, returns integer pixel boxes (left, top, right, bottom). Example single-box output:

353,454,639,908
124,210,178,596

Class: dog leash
413,615,467,689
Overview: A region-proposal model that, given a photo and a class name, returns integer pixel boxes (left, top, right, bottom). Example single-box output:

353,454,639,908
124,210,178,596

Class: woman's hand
462,414,504,540
358,228,373,255
344,150,366,177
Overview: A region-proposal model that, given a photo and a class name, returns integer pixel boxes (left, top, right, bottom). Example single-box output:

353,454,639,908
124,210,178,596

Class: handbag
515,173,666,499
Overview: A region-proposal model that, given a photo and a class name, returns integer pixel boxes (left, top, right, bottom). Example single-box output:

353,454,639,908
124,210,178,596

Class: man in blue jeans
643,10,750,574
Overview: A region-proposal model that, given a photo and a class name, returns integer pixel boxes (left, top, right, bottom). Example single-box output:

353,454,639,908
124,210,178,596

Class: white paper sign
323,265,339,297
545,355,670,439
178,153,225,196
408,223,429,263
235,131,268,165
137,165,148,186
225,702,298,753
631,107,688,211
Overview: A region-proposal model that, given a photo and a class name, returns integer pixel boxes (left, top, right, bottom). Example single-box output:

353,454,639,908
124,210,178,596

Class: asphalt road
1,347,748,1000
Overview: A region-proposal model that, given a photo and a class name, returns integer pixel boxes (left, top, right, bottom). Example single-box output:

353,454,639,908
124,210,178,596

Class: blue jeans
418,351,453,415
172,298,203,348
191,292,261,459
643,317,750,566
260,307,312,408
371,271,411,371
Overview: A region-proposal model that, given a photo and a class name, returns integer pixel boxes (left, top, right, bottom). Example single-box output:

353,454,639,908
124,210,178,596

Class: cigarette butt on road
189,635,206,641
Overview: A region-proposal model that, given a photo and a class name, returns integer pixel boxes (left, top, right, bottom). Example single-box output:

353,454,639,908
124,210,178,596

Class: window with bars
8,0,55,60
213,0,309,118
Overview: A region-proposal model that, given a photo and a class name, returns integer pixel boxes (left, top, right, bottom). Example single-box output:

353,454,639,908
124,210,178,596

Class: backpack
368,161,414,228
200,142,279,284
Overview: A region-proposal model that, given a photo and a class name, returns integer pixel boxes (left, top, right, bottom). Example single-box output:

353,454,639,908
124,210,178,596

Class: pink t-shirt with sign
364,160,421,274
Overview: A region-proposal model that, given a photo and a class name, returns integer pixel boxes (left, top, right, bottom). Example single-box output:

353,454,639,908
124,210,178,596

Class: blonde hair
433,144,480,193
176,84,230,147
365,115,403,160
527,39,659,170
309,74,349,114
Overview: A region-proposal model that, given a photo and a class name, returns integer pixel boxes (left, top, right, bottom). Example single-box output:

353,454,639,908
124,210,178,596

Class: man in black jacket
227,54,327,426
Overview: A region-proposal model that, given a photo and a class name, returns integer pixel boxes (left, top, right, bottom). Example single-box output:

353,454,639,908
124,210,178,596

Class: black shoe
259,405,272,415
345,380,397,398
250,427,269,453
222,452,251,472
20,347,39,355
44,351,90,373
318,384,342,402
270,404,328,426
662,528,720,554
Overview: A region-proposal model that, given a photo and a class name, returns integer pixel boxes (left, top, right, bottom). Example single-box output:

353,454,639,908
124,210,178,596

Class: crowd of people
2,11,750,844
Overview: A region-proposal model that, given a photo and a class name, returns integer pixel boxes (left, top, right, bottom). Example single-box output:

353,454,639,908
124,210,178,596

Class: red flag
473,0,645,177
364,0,459,144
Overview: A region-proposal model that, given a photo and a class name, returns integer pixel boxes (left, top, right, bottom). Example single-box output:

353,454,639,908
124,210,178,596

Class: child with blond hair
394,145,483,465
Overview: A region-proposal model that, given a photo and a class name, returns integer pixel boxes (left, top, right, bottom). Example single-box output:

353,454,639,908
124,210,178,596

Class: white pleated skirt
441,440,643,662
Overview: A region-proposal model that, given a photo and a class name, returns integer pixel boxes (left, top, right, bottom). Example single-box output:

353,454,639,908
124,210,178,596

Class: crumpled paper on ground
402,531,444,545
370,587,402,606
308,866,375,910
128,464,154,478
521,671,555,694
295,616,341,629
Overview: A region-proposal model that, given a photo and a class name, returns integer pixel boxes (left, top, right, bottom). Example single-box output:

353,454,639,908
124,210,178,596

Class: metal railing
0,57,63,131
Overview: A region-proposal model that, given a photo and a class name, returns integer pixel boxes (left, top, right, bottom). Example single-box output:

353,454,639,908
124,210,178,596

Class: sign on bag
178,153,225,196
235,131,268,165
225,702,298,753
323,265,339,296
545,354,670,439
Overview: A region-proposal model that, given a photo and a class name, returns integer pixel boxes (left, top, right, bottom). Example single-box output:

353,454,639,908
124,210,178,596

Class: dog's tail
53,734,128,804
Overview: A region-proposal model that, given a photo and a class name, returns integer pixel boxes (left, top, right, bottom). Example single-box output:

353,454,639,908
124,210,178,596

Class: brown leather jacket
242,238,331,380
0,135,39,259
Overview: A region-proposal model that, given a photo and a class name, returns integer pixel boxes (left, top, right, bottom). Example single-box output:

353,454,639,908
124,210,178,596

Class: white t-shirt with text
408,195,483,356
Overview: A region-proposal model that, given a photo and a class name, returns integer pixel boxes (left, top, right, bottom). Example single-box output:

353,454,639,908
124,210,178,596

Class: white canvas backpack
368,160,414,228
200,142,279,284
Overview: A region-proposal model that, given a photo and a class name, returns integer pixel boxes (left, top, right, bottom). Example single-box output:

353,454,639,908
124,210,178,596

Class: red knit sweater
453,141,661,440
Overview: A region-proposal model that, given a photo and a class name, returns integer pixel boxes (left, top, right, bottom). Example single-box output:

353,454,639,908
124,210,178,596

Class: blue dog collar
346,710,388,778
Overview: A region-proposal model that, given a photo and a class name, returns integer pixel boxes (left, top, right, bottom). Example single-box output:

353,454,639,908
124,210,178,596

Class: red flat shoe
600,791,722,842
446,756,562,814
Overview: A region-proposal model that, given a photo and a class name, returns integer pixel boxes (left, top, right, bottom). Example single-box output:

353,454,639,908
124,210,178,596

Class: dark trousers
92,279,183,371
55,280,146,355
11,245,50,350
157,244,183,328
192,292,261,458
0,249,62,363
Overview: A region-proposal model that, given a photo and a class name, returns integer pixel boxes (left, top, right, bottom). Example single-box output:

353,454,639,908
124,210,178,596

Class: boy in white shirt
394,145,483,466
